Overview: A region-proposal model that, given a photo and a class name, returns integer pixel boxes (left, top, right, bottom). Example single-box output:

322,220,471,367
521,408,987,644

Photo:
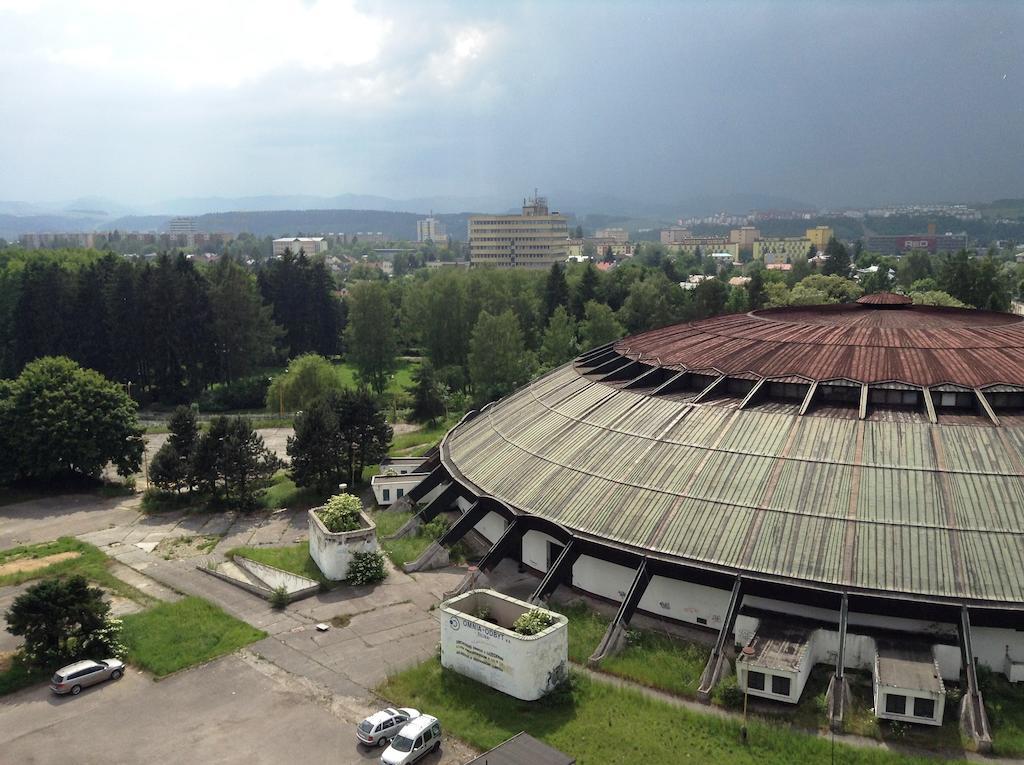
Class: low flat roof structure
463,732,575,765
875,643,944,695
740,621,813,673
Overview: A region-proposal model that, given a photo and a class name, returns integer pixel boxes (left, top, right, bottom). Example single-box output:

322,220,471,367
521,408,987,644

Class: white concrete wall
973,626,1024,675
638,575,731,629
440,590,568,702
522,530,561,572
307,510,379,581
475,511,508,544
371,474,426,506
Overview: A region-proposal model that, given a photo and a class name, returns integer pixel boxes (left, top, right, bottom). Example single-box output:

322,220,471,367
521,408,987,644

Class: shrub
713,674,745,710
512,609,556,636
347,550,387,585
318,492,363,533
269,585,289,609
422,517,449,540
199,376,271,412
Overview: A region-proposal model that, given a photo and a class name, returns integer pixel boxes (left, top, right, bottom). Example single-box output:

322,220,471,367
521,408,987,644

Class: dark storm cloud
0,0,1020,208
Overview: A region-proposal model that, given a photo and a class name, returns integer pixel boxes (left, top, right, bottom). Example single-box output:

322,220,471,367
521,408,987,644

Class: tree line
0,248,343,403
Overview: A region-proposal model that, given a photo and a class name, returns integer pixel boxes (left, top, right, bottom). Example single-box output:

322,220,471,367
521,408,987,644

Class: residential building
660,226,693,244
417,217,447,243
594,227,628,243
168,217,196,235
754,237,813,265
806,226,834,252
565,238,585,260
863,234,968,256
729,226,761,247
469,195,569,269
665,237,739,259
272,236,328,257
354,232,388,245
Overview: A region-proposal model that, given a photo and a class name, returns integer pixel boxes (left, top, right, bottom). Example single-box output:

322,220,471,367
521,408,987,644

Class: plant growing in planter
318,493,363,533
512,609,557,636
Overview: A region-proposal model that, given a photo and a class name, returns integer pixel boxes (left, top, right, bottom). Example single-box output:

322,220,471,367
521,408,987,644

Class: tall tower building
417,216,446,243
468,194,568,268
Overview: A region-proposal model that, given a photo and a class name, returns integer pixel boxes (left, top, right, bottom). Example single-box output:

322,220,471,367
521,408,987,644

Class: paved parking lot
0,653,470,765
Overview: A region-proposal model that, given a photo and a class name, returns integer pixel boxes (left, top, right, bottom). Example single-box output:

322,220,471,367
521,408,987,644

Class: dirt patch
155,535,221,560
0,551,80,576
392,423,420,436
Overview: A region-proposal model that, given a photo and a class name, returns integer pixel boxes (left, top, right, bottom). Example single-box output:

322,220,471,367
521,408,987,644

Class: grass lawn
549,602,709,698
390,415,460,456
0,537,149,603
372,510,432,568
0,655,49,696
334,358,419,396
379,659,959,765
120,596,266,678
259,471,329,510
982,671,1024,756
228,543,327,584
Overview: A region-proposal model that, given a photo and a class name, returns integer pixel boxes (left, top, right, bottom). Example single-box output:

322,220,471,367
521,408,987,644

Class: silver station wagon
50,659,126,695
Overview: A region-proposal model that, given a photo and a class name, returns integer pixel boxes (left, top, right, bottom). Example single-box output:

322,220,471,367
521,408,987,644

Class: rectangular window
397,488,404,498
885,693,907,715
747,670,765,690
772,675,791,696
913,697,935,718
382,488,390,501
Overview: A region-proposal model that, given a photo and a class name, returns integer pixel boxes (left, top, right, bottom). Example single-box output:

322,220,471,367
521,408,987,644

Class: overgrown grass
982,670,1024,756
120,596,266,677
372,510,429,567
259,471,329,510
548,602,708,698
0,655,49,696
228,543,327,584
379,659,959,765
389,415,460,456
0,537,149,603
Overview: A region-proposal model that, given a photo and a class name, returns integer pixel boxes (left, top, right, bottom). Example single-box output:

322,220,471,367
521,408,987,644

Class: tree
207,257,281,384
693,278,729,319
821,237,851,277
6,576,122,668
858,268,893,295
287,398,345,491
573,225,583,239
765,281,791,307
793,274,863,303
149,406,200,493
909,290,967,307
746,269,766,310
570,261,599,320
787,255,812,287
579,301,624,350
193,416,281,507
725,286,750,314
408,361,446,424
469,310,535,404
344,281,397,395
895,250,933,288
618,273,682,333
540,306,578,368
265,354,341,412
543,263,569,320
0,356,143,483
327,390,393,486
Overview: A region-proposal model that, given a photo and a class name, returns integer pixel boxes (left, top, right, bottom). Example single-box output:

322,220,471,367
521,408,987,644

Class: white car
357,707,420,747
381,714,441,765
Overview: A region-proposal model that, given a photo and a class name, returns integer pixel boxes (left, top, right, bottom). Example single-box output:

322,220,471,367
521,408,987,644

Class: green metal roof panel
445,364,1024,605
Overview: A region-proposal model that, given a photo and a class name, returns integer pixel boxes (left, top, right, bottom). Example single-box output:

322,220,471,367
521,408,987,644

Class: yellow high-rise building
469,196,569,268
806,226,834,253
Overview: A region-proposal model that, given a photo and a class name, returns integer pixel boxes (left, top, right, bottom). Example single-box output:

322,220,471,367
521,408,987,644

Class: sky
0,0,1022,210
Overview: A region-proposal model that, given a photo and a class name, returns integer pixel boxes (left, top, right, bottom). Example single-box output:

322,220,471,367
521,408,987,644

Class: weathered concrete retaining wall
308,508,378,581
440,589,568,701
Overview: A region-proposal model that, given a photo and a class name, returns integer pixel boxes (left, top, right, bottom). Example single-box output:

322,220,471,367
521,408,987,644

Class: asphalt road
0,654,455,765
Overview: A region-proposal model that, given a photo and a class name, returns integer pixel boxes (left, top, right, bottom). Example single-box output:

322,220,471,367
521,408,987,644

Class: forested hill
109,209,478,239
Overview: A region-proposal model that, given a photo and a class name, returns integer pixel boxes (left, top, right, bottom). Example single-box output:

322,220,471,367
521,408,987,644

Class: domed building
380,296,1024,742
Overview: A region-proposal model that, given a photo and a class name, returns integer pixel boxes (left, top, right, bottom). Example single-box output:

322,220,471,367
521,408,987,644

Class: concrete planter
440,589,568,701
307,507,378,581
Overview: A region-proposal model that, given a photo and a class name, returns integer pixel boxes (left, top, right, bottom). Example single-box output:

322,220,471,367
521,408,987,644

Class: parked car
50,659,125,696
357,707,421,747
380,714,441,765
